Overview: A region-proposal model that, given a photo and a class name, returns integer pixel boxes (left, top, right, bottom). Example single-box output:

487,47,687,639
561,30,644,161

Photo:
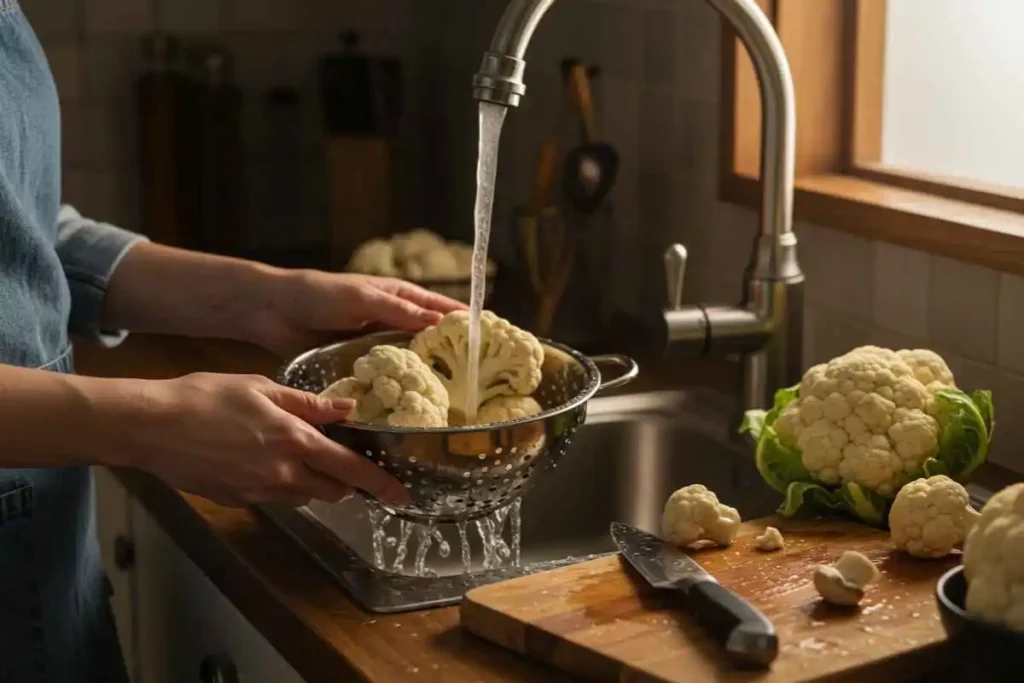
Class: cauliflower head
410,310,544,421
963,483,1024,632
740,345,994,527
889,475,980,558
661,484,742,548
475,396,543,425
320,345,449,428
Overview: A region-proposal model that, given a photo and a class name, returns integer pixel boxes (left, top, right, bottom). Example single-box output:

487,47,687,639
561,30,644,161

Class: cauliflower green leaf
741,384,810,493
778,481,889,527
926,388,995,481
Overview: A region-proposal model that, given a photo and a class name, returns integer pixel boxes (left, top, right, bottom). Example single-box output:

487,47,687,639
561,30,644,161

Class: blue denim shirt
1,2,148,680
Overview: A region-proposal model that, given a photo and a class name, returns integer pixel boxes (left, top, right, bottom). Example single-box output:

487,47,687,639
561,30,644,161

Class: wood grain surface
462,518,958,683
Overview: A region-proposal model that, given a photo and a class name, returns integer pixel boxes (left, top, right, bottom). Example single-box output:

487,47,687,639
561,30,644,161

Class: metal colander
277,330,638,523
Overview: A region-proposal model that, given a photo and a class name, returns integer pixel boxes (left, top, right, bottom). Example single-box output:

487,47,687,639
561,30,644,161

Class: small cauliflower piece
889,475,980,558
474,395,543,425
813,551,880,606
320,345,449,428
963,482,1024,632
661,484,742,548
411,310,544,421
755,526,785,552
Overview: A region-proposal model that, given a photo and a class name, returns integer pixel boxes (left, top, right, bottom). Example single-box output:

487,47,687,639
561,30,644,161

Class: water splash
367,501,522,577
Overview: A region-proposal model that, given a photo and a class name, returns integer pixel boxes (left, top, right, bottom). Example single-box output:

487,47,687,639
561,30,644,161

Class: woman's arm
100,241,284,345
0,363,138,468
0,362,408,506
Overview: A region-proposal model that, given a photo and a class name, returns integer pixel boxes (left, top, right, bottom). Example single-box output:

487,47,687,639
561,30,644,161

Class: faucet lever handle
664,244,688,311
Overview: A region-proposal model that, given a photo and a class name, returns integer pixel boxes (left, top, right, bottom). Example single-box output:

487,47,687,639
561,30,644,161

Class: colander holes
365,450,373,457
477,454,486,460
379,450,386,456
377,461,385,467
409,457,417,463
462,472,471,479
510,446,518,454
504,464,512,471
475,480,483,485
495,447,503,454
488,486,498,492
404,482,412,488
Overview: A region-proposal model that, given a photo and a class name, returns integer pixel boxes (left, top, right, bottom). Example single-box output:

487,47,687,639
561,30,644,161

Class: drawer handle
199,653,240,683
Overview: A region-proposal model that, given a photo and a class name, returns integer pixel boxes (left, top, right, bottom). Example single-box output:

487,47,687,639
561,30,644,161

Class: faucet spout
474,0,804,414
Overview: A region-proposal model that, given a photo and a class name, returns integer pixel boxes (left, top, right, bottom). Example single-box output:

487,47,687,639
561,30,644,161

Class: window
879,0,1024,190
720,0,1024,276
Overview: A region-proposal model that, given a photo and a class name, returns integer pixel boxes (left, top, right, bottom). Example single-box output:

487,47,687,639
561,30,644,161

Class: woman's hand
252,270,467,357
105,372,411,508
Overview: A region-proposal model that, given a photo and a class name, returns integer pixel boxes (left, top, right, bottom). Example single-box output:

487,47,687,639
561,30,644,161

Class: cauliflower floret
391,228,447,263
813,550,880,606
963,483,1024,632
661,484,742,548
897,349,956,392
775,345,952,496
411,310,544,421
755,526,785,552
320,345,449,428
346,239,398,277
403,247,460,281
889,475,980,558
474,395,543,425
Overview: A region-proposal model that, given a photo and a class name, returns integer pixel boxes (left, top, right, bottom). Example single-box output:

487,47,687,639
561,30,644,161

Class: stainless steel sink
259,388,782,613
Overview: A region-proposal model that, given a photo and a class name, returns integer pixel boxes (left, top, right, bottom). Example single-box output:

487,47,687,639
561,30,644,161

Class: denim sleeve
55,205,150,348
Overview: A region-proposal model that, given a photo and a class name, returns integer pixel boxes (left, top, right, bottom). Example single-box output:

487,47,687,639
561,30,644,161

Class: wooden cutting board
461,518,958,683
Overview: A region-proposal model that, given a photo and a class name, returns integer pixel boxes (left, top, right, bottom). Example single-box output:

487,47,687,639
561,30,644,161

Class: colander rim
276,330,601,435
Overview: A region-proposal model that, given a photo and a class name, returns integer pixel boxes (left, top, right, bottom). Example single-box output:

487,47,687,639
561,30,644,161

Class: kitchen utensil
561,63,618,214
320,31,402,269
195,46,244,256
277,331,637,523
137,33,186,246
462,518,958,682
936,565,1024,683
611,522,778,669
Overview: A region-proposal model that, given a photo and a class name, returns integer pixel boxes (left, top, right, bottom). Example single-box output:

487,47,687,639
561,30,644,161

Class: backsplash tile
83,0,155,35
799,221,874,320
997,273,1024,374
643,6,677,87
872,242,931,339
929,256,1000,363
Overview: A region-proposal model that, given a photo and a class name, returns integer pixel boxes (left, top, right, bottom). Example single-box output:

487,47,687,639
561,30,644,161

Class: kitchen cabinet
95,470,304,683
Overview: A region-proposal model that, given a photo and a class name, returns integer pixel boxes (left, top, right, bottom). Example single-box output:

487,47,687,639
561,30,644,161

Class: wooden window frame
719,0,1024,276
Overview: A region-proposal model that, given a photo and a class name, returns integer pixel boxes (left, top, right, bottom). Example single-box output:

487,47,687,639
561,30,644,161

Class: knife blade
610,522,778,669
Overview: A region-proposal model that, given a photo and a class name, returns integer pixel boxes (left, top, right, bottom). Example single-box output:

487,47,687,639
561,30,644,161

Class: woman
0,3,464,680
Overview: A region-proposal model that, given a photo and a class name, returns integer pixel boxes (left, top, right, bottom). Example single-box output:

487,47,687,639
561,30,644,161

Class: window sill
721,172,1024,277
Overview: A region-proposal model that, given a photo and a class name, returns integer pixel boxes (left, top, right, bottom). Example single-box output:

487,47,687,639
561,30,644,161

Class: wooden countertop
72,335,1020,683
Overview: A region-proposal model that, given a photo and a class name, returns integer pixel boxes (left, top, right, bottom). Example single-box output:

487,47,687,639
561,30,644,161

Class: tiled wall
22,0,1022,472
21,0,432,249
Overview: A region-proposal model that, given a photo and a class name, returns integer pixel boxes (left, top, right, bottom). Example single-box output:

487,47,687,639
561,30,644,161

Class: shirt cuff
55,205,150,348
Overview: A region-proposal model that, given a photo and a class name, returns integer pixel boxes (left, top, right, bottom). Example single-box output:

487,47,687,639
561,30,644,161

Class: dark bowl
935,565,1024,682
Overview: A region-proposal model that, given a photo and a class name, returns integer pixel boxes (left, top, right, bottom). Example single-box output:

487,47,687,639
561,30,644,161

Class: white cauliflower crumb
755,526,785,552
813,551,880,606
661,484,742,548
889,475,980,558
320,345,449,428
963,482,1024,632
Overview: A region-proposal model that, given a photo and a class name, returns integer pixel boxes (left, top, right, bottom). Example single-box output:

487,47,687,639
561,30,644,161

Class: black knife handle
683,579,778,669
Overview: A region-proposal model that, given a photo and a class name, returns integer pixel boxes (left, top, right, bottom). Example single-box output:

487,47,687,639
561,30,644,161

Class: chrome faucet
472,0,804,417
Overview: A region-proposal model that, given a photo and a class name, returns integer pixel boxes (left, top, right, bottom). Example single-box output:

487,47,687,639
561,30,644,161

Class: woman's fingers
263,383,354,425
387,280,468,314
357,287,443,330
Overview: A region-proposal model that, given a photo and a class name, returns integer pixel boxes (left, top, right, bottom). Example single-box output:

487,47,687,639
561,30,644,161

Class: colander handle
589,354,639,393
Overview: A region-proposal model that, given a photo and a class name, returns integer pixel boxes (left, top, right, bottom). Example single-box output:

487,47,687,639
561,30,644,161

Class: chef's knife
610,522,778,669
